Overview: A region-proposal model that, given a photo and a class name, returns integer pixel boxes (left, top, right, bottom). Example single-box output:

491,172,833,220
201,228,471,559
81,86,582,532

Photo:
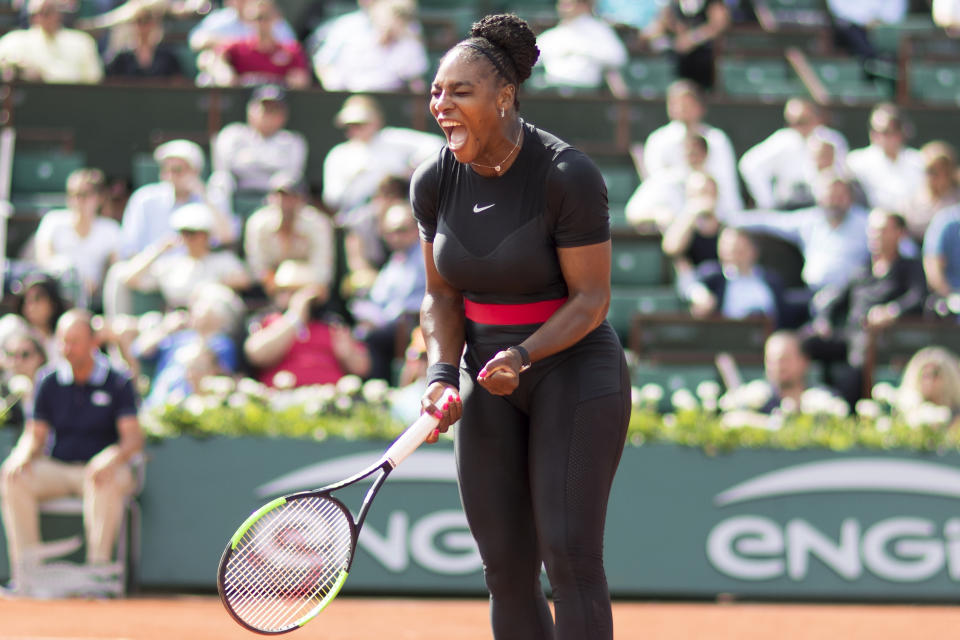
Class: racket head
217,492,358,634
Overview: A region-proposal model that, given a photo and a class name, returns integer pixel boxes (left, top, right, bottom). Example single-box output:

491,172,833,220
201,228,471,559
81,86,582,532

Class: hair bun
470,13,539,85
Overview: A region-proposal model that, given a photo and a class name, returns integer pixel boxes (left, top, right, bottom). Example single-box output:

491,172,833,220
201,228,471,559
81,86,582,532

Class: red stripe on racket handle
383,388,458,468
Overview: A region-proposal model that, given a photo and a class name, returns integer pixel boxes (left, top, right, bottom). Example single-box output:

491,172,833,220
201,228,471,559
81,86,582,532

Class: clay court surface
2,596,960,639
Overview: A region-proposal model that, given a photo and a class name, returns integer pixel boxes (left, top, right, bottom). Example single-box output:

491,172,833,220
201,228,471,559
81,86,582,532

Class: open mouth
438,120,468,151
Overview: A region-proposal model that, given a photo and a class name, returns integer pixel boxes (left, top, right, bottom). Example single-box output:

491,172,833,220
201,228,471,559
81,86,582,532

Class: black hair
15,273,69,335
457,13,539,108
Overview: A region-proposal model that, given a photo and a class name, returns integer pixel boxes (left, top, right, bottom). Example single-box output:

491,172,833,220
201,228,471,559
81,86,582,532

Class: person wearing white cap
321,93,443,216
117,203,251,309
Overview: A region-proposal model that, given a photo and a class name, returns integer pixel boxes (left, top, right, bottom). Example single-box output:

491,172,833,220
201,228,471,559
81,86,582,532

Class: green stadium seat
608,285,683,344
720,57,806,102
808,58,891,104
610,236,665,287
630,313,771,365
233,191,267,218
132,152,160,188
599,162,639,231
909,62,960,106
131,290,167,315
624,57,674,99
761,0,828,26
11,150,86,212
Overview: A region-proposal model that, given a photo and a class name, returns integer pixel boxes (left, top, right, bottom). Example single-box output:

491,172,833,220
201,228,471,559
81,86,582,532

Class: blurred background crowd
0,0,959,432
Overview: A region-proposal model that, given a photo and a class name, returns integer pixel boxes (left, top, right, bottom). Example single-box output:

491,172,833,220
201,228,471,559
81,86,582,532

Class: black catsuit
411,122,631,640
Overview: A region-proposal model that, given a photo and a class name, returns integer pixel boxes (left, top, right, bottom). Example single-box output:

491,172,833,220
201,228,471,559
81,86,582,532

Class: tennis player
412,13,631,640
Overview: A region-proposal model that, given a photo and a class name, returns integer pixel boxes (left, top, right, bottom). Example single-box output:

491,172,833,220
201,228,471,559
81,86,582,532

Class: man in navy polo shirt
0,309,142,595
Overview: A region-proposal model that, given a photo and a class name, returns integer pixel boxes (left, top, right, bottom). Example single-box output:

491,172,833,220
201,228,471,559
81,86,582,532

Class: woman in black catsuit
412,13,631,640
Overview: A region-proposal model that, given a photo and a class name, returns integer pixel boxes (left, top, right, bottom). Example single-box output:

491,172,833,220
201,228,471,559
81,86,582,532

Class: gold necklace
470,121,523,175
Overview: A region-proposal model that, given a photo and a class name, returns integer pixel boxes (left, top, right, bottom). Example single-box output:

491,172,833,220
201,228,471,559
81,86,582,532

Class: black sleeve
546,149,610,248
410,155,441,243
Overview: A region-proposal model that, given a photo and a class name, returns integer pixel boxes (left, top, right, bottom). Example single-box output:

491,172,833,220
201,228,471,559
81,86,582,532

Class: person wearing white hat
117,202,251,309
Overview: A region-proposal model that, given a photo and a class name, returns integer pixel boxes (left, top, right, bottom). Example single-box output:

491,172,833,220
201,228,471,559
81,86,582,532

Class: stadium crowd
0,0,956,429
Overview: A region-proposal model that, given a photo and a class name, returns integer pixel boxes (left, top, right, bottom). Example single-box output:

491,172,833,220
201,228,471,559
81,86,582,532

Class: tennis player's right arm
419,238,464,439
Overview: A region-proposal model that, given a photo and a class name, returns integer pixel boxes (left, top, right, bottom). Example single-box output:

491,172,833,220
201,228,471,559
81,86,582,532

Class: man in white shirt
845,103,924,214
322,94,443,215
739,98,849,210
535,0,629,97
642,79,743,218
0,0,103,83
212,85,308,196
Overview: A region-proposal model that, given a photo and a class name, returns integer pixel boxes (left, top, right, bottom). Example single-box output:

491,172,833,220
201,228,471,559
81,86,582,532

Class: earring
500,108,505,118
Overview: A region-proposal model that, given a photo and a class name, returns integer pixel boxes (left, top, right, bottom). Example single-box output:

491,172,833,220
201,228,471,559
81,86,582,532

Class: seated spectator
188,0,296,52
0,0,103,84
0,310,142,597
33,169,121,308
212,85,307,198
845,103,924,214
761,330,820,413
103,2,184,79
132,282,244,408
739,98,849,210
922,201,960,316
206,0,310,88
349,203,425,382
626,132,715,229
641,80,742,217
388,326,428,425
895,346,960,426
244,172,334,296
826,0,905,68
660,171,721,279
801,209,926,406
313,0,427,93
0,331,48,428
337,174,407,297
244,260,371,387
119,203,251,310
641,0,730,91
732,172,869,294
535,0,629,98
13,274,69,361
682,227,784,325
322,94,443,216
902,140,960,244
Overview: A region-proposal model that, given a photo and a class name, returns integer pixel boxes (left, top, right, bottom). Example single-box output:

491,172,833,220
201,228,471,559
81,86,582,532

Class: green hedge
141,376,960,454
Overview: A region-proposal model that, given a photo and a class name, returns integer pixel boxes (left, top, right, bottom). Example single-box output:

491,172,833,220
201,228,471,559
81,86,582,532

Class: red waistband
463,298,567,325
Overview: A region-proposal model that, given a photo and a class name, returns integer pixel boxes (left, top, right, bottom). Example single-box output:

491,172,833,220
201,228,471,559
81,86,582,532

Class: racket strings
222,496,353,632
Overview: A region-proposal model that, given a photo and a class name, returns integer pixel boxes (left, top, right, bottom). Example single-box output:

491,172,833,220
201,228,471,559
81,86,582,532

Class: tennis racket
217,392,455,634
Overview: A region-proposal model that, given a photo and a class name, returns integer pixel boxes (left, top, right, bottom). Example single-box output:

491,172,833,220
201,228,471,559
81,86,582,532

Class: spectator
14,274,69,362
660,170,722,278
732,172,869,294
312,0,427,93
895,346,960,424
0,0,103,84
902,140,960,243
338,174,407,297
682,227,785,324
207,0,310,88
388,325,428,424
761,330,818,413
642,0,731,91
188,0,296,52
33,169,121,308
244,172,335,296
627,131,711,228
933,0,960,36
244,259,371,387
0,331,48,428
802,209,926,406
922,200,960,315
132,282,244,408
103,2,184,79
535,0,629,98
0,310,143,596
641,80,742,218
739,98,849,210
322,94,443,216
119,203,251,310
212,85,308,197
845,103,924,214
117,139,237,259
349,203,425,382
826,0,906,67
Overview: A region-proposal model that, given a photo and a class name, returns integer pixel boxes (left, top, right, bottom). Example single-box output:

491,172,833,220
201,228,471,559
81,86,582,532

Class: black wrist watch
508,345,531,373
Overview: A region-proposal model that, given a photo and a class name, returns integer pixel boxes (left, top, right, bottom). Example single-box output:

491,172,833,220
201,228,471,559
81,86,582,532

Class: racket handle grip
383,388,458,468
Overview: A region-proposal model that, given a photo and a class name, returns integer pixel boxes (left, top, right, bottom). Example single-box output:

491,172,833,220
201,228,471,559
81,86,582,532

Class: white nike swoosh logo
473,203,495,213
